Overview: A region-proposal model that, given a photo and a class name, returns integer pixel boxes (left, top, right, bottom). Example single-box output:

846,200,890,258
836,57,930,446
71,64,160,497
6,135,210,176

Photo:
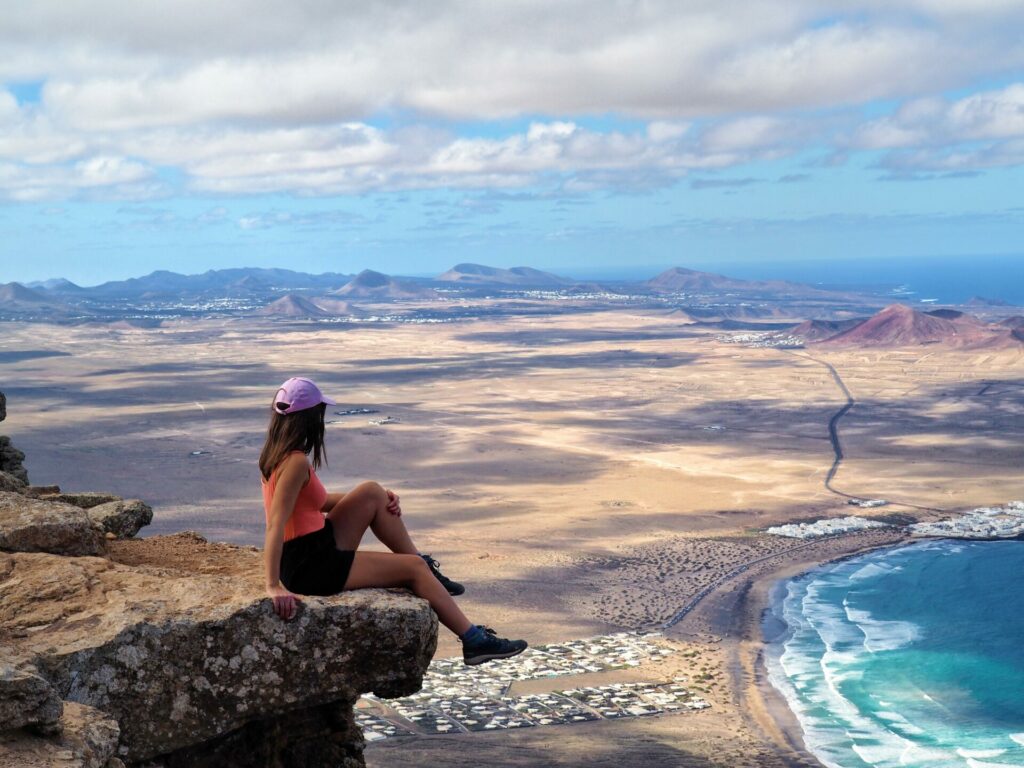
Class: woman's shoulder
265,451,309,482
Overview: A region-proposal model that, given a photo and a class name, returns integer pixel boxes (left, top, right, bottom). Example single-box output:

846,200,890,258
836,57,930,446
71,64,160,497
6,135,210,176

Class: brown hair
258,401,327,480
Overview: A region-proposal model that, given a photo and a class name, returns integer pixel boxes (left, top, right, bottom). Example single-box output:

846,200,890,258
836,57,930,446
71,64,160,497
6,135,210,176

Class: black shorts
280,519,355,596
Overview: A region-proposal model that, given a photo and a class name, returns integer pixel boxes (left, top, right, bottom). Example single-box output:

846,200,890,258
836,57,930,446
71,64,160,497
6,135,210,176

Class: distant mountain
256,294,367,318
644,267,836,298
86,267,351,297
331,270,437,300
256,294,331,318
789,318,865,341
436,263,573,287
0,282,52,304
966,296,1011,307
26,278,86,293
0,281,82,318
820,304,1021,348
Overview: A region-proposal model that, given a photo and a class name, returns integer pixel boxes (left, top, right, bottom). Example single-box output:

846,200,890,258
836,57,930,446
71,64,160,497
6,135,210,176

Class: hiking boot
462,626,529,666
420,553,465,596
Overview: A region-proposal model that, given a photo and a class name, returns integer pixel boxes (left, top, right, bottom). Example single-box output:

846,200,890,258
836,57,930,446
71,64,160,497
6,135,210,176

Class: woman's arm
264,454,308,620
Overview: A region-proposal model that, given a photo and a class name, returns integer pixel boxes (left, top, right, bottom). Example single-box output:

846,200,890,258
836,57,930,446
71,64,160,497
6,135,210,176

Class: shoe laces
422,554,441,569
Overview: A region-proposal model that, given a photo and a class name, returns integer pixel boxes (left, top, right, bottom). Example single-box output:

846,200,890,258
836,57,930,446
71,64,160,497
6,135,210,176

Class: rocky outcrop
36,492,122,509
0,701,122,768
0,491,106,556
0,662,63,733
0,391,30,484
84,499,153,539
1,541,437,765
0,471,26,492
0,435,29,484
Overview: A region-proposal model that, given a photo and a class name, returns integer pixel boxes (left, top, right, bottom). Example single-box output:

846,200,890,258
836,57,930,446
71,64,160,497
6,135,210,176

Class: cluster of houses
766,515,890,539
356,632,710,741
911,501,1024,539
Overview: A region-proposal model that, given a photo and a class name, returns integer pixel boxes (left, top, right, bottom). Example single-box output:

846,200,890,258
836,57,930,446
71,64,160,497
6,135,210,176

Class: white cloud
852,83,1024,170
3,2,1024,198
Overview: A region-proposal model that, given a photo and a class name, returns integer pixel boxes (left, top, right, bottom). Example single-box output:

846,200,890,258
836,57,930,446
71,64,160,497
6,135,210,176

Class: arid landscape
3,275,1023,766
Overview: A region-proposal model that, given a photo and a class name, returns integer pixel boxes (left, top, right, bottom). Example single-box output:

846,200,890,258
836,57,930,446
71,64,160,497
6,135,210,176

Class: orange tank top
262,450,327,541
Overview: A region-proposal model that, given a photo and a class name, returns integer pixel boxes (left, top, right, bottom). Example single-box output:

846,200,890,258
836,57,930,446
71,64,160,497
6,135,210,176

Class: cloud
690,177,761,190
3,3,1024,198
5,2,1024,124
0,155,158,201
853,83,1024,171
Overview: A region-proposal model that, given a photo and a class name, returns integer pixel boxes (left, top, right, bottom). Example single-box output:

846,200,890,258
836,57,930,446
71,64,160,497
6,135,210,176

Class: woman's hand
385,488,402,516
267,584,301,620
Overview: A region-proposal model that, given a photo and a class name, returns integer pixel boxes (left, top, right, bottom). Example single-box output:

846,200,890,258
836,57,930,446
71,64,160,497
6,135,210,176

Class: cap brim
321,395,337,405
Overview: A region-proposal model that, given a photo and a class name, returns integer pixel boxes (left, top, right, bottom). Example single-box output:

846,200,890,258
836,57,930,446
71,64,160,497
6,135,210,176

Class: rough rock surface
86,499,153,539
40,492,123,510
0,536,437,764
0,435,29,484
0,701,121,768
0,470,26,492
0,491,106,556
148,700,364,768
0,662,63,733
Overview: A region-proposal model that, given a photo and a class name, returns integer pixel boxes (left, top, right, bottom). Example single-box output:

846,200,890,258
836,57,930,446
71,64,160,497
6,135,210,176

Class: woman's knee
398,553,430,582
352,480,387,505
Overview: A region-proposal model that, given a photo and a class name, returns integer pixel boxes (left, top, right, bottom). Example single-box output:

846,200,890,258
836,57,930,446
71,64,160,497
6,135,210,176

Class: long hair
259,401,327,480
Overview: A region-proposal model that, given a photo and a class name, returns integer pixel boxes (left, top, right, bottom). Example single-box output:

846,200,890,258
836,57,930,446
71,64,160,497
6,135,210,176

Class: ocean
565,254,1024,306
766,540,1024,768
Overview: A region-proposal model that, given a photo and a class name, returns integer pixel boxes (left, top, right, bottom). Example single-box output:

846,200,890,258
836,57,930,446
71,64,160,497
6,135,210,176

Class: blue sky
1,2,1023,284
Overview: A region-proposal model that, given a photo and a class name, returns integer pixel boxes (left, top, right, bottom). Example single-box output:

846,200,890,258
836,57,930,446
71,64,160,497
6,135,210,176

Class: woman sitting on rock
260,377,527,666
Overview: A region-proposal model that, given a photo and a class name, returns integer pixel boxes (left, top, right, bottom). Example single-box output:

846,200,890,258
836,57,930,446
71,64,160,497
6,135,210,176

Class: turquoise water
766,540,1024,768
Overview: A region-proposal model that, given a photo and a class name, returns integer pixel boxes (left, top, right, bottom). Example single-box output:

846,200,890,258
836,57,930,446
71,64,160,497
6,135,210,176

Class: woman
261,376,527,666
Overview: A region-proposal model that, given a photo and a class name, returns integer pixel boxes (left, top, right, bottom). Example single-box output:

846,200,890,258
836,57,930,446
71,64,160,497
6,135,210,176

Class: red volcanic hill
819,304,1022,348
789,318,865,341
331,270,436,300
999,315,1024,330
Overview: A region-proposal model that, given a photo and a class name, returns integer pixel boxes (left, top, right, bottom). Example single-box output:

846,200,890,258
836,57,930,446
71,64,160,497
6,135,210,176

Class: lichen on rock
0,540,437,766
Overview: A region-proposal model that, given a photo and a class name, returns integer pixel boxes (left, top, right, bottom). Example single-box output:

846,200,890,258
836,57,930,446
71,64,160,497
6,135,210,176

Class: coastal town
355,632,710,741
766,501,1024,540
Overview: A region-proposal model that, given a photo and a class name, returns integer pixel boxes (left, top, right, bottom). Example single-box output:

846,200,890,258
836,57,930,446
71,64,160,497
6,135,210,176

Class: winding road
786,350,943,513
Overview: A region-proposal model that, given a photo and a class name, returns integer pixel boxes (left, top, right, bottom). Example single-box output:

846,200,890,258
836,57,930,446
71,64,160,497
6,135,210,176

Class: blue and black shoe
420,553,465,596
462,626,528,666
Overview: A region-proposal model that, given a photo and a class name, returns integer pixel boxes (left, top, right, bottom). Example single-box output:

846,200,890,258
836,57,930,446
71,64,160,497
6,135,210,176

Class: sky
2,1,1024,285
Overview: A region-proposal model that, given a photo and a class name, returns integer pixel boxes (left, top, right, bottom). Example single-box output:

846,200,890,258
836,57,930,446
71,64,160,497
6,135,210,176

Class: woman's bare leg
327,481,417,554
344,551,472,635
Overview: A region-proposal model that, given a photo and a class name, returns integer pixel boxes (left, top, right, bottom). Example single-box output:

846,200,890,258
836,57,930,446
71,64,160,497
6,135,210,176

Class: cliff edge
0,391,438,767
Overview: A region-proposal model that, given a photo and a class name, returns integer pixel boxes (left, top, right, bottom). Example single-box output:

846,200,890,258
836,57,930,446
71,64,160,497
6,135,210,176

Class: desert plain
2,307,1023,767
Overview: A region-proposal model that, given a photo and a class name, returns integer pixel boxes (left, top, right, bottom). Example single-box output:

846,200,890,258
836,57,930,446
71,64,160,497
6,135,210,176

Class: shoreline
667,529,912,767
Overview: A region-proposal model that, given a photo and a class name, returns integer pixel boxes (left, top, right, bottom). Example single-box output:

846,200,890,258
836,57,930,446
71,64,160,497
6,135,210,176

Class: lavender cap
272,377,337,415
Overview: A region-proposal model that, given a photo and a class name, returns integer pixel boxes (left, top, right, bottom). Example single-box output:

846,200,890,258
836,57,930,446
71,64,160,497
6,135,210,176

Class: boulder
0,701,121,768
0,471,26,493
41,492,123,510
0,662,63,733
86,499,152,539
0,539,437,764
0,435,29,484
0,492,106,556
